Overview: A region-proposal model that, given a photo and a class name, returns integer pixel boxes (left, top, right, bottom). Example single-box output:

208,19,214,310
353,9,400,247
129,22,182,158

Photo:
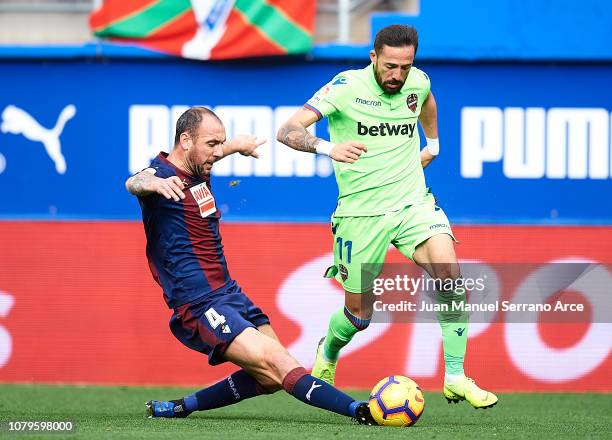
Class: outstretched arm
277,107,367,163
221,135,266,160
419,91,439,169
276,107,322,154
126,136,265,200
125,169,186,201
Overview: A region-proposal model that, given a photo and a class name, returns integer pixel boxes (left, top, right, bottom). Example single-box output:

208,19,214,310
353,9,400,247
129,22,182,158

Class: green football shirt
305,64,431,217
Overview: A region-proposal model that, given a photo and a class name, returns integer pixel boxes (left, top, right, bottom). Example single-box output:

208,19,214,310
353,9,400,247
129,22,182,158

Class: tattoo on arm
126,170,155,196
277,121,320,153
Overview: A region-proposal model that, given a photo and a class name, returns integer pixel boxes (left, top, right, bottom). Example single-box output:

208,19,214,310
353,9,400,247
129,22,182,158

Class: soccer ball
369,375,425,427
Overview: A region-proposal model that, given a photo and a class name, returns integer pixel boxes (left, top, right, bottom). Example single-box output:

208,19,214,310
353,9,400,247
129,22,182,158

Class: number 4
205,307,226,329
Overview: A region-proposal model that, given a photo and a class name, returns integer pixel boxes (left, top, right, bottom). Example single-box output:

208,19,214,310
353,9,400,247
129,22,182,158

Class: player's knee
431,264,461,287
345,290,375,322
345,302,359,317
257,341,298,386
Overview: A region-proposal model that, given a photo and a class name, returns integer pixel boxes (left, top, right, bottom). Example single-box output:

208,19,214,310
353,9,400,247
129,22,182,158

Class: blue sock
183,369,269,412
344,306,371,330
282,367,359,417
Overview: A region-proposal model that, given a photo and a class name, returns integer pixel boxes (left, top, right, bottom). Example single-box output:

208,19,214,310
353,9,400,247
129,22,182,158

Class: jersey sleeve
304,73,352,119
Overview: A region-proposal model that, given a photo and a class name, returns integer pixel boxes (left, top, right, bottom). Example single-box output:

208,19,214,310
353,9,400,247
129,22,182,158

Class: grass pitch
0,384,610,439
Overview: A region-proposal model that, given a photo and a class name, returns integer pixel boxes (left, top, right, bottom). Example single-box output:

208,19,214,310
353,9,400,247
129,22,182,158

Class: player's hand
330,141,367,163
227,134,266,158
150,175,186,201
420,148,436,169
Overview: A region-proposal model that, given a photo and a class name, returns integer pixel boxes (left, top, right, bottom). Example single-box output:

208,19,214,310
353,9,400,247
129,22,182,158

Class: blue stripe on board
1,214,612,226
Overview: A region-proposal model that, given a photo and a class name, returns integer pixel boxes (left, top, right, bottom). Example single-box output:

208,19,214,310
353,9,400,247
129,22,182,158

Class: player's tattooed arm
125,169,185,201
278,107,367,163
276,120,320,153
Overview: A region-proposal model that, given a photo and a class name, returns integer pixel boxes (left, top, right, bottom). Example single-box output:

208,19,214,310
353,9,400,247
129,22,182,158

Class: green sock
436,289,468,376
323,308,359,361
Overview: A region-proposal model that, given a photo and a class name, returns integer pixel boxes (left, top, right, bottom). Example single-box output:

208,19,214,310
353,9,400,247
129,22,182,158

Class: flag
90,0,316,60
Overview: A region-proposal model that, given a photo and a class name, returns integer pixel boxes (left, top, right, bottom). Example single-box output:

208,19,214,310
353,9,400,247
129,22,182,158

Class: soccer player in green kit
277,24,497,408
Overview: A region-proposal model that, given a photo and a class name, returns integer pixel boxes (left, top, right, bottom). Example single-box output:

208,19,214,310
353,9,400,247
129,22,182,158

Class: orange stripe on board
266,0,315,34
210,8,285,60
89,0,159,31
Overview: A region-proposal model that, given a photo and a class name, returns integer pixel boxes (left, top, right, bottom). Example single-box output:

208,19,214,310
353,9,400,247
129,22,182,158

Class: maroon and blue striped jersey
138,153,232,308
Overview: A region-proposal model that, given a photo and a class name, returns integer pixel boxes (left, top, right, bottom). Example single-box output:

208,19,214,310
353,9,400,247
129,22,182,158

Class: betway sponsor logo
357,121,416,137
129,105,333,178
461,107,612,179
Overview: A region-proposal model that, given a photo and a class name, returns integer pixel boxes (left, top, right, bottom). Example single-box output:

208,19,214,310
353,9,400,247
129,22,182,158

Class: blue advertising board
0,59,611,223
371,0,612,61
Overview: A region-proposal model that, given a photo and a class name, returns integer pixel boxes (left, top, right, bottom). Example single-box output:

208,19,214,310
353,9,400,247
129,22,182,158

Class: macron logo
306,381,322,401
355,98,381,107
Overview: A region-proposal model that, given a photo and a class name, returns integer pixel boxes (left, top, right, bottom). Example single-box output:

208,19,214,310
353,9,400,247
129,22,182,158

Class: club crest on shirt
406,93,418,112
189,181,216,218
339,264,349,281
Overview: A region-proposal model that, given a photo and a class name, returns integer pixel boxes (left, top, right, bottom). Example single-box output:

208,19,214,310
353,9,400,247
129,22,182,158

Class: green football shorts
328,193,455,293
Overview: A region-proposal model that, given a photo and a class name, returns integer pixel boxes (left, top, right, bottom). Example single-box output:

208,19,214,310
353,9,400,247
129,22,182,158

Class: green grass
0,384,610,439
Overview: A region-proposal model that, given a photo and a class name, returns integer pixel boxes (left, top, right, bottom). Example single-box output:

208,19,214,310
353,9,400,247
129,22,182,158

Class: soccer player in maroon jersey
126,106,375,424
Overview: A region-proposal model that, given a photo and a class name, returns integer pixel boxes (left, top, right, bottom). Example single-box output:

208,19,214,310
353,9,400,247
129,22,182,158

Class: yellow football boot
311,338,337,386
444,376,498,409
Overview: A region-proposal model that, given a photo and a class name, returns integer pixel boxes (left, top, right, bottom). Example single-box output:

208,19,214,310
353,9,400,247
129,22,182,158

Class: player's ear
179,132,191,151
369,49,377,64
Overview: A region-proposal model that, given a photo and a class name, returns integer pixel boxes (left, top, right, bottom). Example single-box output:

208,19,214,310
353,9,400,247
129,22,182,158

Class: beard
373,64,405,94
186,151,213,178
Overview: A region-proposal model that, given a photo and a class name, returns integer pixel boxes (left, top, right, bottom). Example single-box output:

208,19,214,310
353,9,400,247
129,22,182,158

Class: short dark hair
373,24,418,55
174,106,221,146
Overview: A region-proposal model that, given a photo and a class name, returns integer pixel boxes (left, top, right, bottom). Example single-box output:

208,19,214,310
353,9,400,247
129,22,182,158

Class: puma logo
454,328,465,336
305,381,322,401
1,104,76,174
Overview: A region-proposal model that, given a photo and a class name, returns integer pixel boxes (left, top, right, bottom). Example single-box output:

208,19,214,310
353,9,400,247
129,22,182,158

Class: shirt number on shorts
336,237,352,263
204,307,226,329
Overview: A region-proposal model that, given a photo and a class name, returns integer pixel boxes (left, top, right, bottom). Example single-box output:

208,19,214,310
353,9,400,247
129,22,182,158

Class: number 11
336,237,352,263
